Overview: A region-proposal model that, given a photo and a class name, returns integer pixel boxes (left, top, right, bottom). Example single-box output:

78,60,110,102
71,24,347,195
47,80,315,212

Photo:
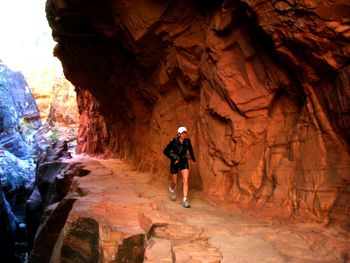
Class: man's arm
163,139,179,162
187,138,196,162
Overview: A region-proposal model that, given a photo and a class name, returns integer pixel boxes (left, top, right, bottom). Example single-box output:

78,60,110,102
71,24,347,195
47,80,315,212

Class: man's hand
174,160,179,164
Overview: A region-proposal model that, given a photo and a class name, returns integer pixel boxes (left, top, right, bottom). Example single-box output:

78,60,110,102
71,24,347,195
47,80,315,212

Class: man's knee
182,176,188,184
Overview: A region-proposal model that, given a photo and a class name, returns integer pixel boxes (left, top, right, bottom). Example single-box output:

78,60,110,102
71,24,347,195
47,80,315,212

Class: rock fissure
29,198,77,263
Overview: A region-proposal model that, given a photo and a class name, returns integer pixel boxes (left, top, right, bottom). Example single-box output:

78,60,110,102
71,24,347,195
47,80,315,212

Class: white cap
177,126,187,134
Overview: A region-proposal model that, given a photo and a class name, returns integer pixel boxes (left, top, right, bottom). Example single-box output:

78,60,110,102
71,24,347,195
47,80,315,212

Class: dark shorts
170,160,189,174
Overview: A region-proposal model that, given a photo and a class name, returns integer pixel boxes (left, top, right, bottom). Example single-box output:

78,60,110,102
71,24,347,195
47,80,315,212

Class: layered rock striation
0,62,41,159
46,0,350,224
0,62,41,262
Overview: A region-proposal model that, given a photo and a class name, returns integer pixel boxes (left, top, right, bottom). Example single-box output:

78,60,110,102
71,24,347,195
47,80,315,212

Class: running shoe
168,186,177,201
182,198,190,208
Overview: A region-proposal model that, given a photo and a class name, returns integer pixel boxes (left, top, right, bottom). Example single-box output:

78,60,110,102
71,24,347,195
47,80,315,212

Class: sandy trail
69,155,349,262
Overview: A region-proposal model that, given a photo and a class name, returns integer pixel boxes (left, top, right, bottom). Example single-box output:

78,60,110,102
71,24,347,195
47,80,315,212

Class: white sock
183,197,187,201
169,186,175,192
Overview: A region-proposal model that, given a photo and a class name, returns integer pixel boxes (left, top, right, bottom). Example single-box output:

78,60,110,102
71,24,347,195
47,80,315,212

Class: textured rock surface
35,75,79,141
46,0,350,224
0,62,43,262
26,141,79,252
0,184,18,263
46,77,79,128
0,62,41,159
28,69,79,148
38,156,350,262
0,63,41,126
0,149,35,196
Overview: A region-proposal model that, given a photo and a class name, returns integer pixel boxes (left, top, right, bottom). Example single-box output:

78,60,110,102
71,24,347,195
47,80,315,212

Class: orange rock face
46,0,350,224
29,70,79,142
46,77,79,141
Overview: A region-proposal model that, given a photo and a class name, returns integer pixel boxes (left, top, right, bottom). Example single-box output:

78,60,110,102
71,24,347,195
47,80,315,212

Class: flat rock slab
51,155,349,263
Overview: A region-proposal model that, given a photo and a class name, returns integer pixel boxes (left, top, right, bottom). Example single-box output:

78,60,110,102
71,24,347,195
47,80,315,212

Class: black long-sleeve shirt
163,137,196,163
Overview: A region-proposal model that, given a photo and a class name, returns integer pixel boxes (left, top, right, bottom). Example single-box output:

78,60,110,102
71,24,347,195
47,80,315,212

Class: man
163,126,196,208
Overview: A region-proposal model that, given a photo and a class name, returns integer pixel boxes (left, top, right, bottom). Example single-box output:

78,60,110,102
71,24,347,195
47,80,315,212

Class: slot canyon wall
46,0,350,224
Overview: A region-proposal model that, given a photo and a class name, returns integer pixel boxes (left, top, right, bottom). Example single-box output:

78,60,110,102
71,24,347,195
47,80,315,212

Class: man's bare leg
168,173,178,201
170,173,177,190
181,169,190,208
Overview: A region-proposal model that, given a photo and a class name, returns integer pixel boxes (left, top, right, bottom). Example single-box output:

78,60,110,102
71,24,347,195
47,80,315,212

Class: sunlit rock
30,73,79,144
0,149,35,194
0,62,42,158
46,0,350,225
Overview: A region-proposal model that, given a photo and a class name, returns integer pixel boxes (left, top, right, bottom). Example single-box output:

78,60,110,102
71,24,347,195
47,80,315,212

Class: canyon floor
64,155,349,263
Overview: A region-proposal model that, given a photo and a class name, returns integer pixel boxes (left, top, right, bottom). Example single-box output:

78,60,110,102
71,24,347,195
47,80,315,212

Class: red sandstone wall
46,0,350,224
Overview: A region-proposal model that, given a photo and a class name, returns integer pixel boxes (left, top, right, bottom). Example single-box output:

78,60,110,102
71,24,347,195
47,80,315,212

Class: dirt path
67,155,349,263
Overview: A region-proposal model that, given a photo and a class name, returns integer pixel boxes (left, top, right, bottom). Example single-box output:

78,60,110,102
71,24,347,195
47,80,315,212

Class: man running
163,126,196,208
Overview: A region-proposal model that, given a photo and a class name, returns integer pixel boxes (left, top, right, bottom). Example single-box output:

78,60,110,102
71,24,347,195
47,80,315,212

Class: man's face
179,131,187,139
